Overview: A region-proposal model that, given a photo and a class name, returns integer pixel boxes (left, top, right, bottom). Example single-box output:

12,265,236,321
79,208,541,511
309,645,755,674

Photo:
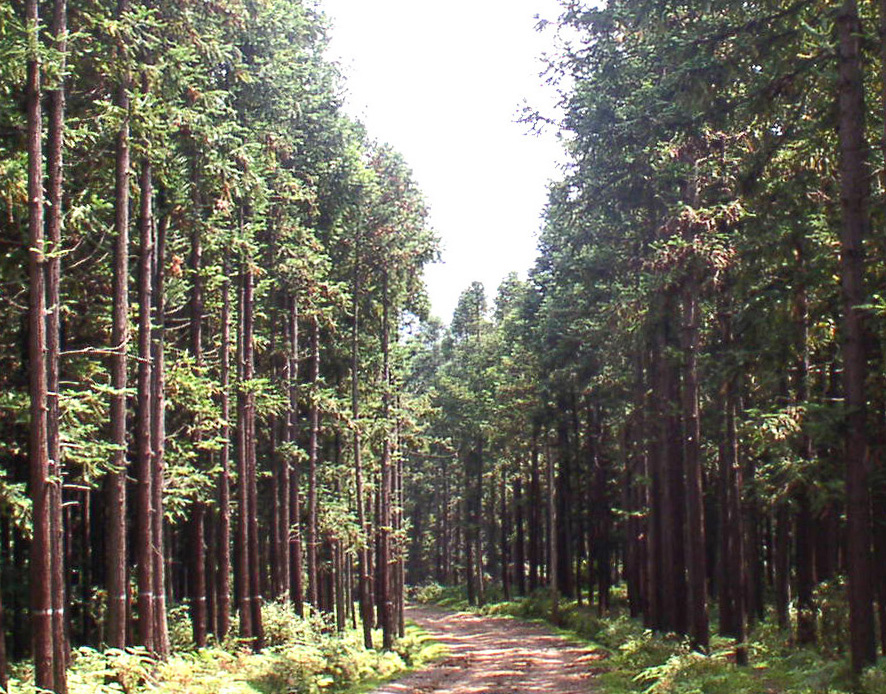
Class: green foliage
7,600,434,694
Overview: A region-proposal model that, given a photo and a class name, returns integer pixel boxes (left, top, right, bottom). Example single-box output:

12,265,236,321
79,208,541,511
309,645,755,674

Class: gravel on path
371,605,605,694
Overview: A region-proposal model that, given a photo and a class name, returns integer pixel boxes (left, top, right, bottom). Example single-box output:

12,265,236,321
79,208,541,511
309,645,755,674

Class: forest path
372,605,603,694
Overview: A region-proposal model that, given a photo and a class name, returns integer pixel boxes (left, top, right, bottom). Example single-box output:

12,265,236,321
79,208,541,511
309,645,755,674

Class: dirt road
372,605,603,694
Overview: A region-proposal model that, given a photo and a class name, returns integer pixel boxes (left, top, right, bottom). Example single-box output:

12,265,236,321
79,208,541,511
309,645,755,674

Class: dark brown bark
836,0,877,672
242,263,263,649
351,236,372,649
500,473,511,601
217,257,232,640
547,437,559,620
26,0,55,680
45,0,68,681
272,289,290,601
793,240,816,646
307,315,320,608
514,474,526,596
528,430,541,592
774,503,791,630
151,211,170,656
287,296,304,616
646,342,664,631
188,194,207,648
682,282,709,650
795,489,816,644
106,0,132,649
206,508,218,638
190,504,207,647
0,566,8,690
394,424,405,638
663,320,688,636
378,271,394,650
718,310,747,664
236,263,253,642
555,417,573,598
136,152,155,651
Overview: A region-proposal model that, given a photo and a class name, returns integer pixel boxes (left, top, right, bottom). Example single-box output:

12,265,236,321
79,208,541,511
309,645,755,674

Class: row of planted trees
1,0,437,690
403,0,886,677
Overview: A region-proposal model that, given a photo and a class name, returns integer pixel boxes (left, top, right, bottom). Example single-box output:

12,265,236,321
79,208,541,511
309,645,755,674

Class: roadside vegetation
416,583,886,694
3,602,441,694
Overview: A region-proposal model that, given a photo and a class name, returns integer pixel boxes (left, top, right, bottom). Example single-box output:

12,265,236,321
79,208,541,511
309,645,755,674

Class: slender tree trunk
514,473,526,596
106,0,132,650
645,344,663,631
793,240,816,645
719,308,748,664
272,286,290,601
136,151,155,651
378,271,394,649
682,281,709,650
151,211,169,656
26,0,56,680
206,508,218,638
190,504,207,647
244,264,263,649
217,256,232,640
556,417,573,598
500,472,511,601
189,199,207,647
664,317,688,636
0,566,8,690
529,430,541,592
45,0,69,681
351,235,372,649
547,441,559,621
836,0,877,671
795,488,816,644
236,263,253,642
395,421,405,638
307,315,320,608
288,296,304,616
774,503,791,630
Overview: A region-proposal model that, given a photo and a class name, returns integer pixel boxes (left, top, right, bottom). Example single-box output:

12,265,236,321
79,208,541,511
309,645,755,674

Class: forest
2,0,886,692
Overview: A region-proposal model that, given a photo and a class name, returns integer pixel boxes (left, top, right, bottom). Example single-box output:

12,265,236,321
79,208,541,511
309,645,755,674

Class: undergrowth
414,582,886,694
5,600,442,694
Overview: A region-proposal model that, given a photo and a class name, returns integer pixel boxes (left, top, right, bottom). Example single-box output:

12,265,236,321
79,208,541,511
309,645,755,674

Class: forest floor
369,605,604,694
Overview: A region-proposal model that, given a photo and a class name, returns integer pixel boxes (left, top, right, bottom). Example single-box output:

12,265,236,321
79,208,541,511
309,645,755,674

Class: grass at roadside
5,601,445,694
413,583,886,694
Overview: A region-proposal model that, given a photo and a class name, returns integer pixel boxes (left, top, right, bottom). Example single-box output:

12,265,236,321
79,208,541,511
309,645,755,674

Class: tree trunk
351,234,372,649
500,472,511,601
307,315,320,608
287,296,304,616
217,255,233,640
243,264,263,649
26,0,56,680
682,282,709,650
514,474,526,596
836,0,877,672
774,503,791,630
236,263,253,642
106,0,132,650
151,210,170,656
190,505,207,647
528,430,541,592
188,188,208,647
719,308,747,665
378,271,394,649
46,0,69,681
0,565,8,690
136,152,155,652
547,439,559,621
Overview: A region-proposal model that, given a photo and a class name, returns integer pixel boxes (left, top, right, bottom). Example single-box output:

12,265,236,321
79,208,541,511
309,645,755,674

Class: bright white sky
319,0,566,323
